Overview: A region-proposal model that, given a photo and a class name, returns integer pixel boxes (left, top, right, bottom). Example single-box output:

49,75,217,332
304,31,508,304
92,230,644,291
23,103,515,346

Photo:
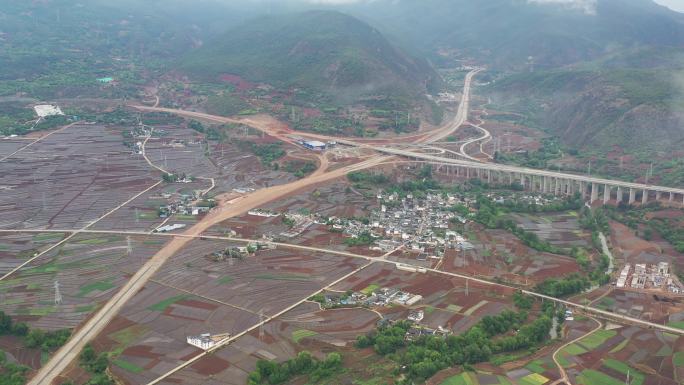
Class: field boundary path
0,122,77,162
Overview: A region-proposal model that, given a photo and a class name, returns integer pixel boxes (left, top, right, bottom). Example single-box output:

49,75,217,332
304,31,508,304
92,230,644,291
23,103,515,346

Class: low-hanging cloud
527,0,597,14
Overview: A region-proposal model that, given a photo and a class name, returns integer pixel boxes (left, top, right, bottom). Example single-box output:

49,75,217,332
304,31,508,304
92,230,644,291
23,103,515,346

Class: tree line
355,305,553,383
248,351,343,385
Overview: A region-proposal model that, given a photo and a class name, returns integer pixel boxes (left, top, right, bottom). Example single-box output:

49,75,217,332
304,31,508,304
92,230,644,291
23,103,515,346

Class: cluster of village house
157,191,213,219
321,287,451,340
331,192,474,255
616,262,683,294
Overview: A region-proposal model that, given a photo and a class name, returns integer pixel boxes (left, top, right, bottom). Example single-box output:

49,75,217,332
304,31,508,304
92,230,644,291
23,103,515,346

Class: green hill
179,10,442,106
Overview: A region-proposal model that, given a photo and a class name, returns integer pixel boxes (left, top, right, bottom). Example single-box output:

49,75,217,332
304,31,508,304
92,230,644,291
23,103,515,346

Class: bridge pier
487,170,492,184
670,192,674,202
629,188,636,204
591,183,599,203
617,187,623,204
642,189,648,205
656,191,661,201
543,176,550,193
603,184,610,204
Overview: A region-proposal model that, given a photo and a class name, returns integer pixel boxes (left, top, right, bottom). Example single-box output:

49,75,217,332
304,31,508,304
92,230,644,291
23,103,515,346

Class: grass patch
361,284,380,295
291,329,318,343
603,359,644,385
148,295,188,312
666,321,684,330
78,280,114,297
113,359,144,373
425,306,436,314
446,304,463,313
174,214,197,221
579,329,616,350
577,369,624,385
217,275,233,284
518,373,549,385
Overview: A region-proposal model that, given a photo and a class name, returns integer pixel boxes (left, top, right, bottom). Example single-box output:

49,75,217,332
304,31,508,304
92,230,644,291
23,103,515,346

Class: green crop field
524,360,546,374
218,275,233,284
114,359,144,373
291,329,318,343
439,373,475,385
561,343,587,356
602,359,644,385
518,373,549,385
674,352,684,367
32,233,64,242
253,273,310,281
609,339,629,353
577,369,623,385
666,321,684,330
148,295,188,311
579,329,616,350
78,280,115,297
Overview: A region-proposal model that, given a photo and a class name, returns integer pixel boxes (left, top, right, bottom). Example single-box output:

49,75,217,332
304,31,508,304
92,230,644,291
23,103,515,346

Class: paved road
423,69,482,143
132,75,684,197
459,123,491,161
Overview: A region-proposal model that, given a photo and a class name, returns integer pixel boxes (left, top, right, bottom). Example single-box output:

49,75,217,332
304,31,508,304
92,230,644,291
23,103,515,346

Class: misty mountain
179,10,442,105
337,0,684,70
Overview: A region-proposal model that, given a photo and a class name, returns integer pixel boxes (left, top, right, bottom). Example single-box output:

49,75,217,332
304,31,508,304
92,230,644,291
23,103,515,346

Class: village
615,261,684,294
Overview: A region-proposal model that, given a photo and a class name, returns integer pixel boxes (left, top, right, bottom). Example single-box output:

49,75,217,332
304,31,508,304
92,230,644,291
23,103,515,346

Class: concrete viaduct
367,145,684,206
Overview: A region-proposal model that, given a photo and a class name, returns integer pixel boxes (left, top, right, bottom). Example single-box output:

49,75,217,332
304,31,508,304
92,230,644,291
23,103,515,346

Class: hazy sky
307,0,684,12
655,0,684,12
